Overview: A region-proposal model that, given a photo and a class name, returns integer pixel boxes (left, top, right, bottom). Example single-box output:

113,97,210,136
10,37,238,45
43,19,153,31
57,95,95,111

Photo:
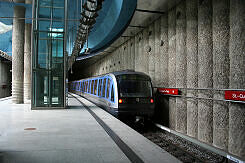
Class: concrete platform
0,95,180,163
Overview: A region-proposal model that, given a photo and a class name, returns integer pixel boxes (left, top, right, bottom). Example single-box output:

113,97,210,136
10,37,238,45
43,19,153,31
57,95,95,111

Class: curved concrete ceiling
73,0,182,68
76,0,137,60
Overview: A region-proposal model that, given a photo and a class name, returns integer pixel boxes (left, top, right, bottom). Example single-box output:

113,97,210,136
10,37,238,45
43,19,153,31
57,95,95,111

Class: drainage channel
70,93,144,163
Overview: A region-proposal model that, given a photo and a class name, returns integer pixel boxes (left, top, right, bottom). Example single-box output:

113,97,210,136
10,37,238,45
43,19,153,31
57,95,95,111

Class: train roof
71,70,151,82
110,70,149,77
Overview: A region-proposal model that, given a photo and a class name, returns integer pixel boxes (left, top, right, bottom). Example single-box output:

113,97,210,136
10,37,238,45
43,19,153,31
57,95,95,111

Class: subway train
69,70,155,120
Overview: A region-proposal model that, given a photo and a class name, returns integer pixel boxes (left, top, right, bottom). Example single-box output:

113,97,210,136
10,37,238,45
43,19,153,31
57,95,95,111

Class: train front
116,73,155,119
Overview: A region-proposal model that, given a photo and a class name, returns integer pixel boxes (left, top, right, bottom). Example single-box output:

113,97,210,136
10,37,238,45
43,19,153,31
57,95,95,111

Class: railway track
129,121,227,163
144,131,206,163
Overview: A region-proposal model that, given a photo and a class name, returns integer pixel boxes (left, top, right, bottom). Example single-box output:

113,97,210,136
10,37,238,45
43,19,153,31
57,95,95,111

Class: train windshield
118,79,152,97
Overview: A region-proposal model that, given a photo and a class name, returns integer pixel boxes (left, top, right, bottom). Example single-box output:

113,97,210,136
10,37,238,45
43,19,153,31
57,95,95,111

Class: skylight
0,22,12,34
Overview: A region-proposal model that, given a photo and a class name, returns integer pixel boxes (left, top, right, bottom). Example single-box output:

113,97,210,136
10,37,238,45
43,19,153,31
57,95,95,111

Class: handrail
154,87,245,91
155,87,245,104
158,94,245,104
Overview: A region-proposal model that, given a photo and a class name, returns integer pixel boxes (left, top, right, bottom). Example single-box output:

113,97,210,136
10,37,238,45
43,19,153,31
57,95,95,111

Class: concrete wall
80,0,245,159
0,61,11,98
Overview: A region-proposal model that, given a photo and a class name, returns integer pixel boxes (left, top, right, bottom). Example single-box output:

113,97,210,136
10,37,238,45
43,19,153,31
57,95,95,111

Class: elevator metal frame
31,0,67,109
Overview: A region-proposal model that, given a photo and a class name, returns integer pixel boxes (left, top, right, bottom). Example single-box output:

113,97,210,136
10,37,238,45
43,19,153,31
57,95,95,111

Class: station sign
224,90,245,101
158,88,179,95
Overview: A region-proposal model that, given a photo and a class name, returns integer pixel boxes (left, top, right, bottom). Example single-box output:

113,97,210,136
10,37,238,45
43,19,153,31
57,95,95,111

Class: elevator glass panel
32,0,66,108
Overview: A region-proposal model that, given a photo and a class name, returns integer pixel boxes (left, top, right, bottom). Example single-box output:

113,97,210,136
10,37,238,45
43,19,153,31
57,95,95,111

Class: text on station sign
158,88,179,95
224,91,245,101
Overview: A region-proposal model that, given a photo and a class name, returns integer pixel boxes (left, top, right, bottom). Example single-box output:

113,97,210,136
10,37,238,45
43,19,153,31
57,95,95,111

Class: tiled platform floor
0,95,179,163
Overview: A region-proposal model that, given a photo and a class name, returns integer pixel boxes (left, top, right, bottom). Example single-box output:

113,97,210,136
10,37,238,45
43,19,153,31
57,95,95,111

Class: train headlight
150,99,154,103
119,99,123,104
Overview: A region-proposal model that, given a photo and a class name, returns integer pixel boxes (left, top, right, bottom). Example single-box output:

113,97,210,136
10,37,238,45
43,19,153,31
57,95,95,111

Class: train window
93,80,96,95
119,79,152,97
91,80,94,94
86,81,88,93
99,79,102,96
84,82,86,92
87,81,89,93
94,80,98,95
86,81,88,92
94,80,97,95
83,82,85,92
90,81,92,93
98,79,101,96
111,85,114,102
89,81,91,93
106,79,111,99
102,78,107,97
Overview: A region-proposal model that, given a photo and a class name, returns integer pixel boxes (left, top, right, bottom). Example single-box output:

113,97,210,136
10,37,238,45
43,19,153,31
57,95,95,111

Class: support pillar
24,23,32,103
213,0,229,150
12,6,26,104
186,0,198,138
198,0,213,144
229,0,245,158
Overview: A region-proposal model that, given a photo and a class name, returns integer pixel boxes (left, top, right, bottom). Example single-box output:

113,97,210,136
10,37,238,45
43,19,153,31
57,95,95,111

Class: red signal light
119,99,123,104
150,99,154,103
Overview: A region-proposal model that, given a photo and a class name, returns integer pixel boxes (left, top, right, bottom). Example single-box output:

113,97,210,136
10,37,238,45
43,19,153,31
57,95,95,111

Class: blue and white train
69,70,155,119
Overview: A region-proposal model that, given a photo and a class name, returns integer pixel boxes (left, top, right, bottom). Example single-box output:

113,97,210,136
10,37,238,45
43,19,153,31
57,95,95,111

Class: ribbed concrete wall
160,14,168,87
168,8,176,130
148,24,155,85
198,0,213,145
175,1,187,133
212,0,229,150
154,19,161,86
131,39,135,70
80,0,245,158
186,0,198,138
142,28,149,74
229,0,245,158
